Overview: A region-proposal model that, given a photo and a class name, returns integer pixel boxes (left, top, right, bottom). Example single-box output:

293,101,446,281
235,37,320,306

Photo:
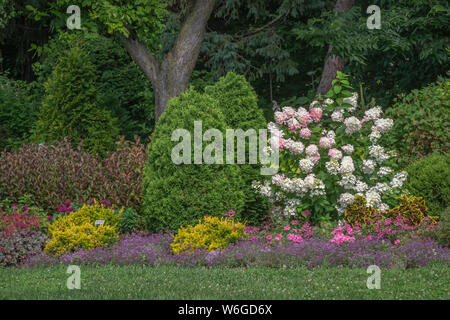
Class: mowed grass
1,264,449,300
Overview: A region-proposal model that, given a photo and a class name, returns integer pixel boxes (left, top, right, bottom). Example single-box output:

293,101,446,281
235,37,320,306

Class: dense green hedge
205,72,269,225
385,80,449,165
143,88,245,232
404,153,449,217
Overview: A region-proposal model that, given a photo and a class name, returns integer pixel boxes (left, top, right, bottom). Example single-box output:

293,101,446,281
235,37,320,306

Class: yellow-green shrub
171,216,246,254
45,201,122,256
44,222,118,256
64,201,123,227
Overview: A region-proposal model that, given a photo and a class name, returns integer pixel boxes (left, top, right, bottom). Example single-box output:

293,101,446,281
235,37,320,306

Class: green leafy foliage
293,0,450,107
385,80,450,164
120,208,144,234
404,153,450,217
0,75,41,150
34,45,119,156
143,87,245,232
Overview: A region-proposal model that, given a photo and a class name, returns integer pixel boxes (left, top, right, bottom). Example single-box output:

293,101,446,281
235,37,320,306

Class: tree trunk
316,0,354,96
123,0,216,122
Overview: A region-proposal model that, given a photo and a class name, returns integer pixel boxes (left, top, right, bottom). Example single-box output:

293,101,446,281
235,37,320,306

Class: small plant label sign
95,220,105,225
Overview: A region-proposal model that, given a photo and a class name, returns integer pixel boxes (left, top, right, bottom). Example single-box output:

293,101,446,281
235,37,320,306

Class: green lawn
1,264,449,300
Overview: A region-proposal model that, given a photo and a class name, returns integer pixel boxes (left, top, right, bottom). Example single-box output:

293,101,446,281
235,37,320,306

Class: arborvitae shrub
404,153,449,217
143,88,245,232
34,32,155,142
205,72,269,225
35,45,119,156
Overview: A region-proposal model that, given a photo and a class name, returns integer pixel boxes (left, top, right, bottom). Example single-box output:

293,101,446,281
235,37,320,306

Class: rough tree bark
122,0,217,122
316,0,354,96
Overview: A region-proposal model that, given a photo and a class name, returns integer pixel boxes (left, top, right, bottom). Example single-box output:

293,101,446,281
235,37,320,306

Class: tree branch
122,35,160,85
233,13,286,39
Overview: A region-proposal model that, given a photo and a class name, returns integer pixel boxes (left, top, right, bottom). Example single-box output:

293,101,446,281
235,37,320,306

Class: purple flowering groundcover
25,233,450,269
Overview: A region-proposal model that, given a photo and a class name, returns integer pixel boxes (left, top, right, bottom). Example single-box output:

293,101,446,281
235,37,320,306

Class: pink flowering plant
254,72,407,223
244,219,318,246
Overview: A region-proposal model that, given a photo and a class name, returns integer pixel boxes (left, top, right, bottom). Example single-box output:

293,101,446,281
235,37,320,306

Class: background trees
0,0,448,149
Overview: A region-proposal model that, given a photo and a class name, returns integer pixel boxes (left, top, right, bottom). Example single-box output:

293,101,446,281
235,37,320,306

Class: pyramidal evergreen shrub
205,72,269,225
143,88,245,232
34,45,118,156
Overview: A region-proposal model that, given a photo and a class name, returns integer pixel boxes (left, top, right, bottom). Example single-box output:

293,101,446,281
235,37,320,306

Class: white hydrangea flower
354,180,369,193
325,159,340,175
339,156,355,174
378,166,393,176
372,182,391,194
365,190,382,208
299,158,315,173
341,144,354,154
326,130,336,139
271,174,285,187
288,141,304,155
310,179,326,196
331,110,344,122
305,144,319,157
303,174,316,189
369,130,381,143
344,116,361,134
390,171,408,189
374,118,394,133
361,159,376,174
338,193,355,207
365,106,383,120
338,174,357,189
369,145,390,163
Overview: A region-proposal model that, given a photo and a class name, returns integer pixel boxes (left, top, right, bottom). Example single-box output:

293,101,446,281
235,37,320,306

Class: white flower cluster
365,106,382,120
369,145,390,163
341,144,354,154
344,116,361,134
258,91,405,217
374,118,394,133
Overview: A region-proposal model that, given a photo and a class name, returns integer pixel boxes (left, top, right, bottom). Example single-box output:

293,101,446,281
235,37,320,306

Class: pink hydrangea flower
310,108,323,122
299,128,312,139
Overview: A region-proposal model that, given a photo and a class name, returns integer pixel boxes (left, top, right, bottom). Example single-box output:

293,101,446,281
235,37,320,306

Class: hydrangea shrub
254,72,407,222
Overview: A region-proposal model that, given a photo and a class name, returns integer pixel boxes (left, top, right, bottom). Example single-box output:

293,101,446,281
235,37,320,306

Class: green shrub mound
205,72,269,225
34,45,119,156
385,80,449,164
404,153,449,216
143,88,245,232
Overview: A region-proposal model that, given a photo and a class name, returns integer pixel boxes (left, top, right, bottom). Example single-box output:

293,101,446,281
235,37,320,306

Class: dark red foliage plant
0,136,148,212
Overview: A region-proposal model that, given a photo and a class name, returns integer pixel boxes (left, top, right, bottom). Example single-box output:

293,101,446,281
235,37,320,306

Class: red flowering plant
0,205,44,235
